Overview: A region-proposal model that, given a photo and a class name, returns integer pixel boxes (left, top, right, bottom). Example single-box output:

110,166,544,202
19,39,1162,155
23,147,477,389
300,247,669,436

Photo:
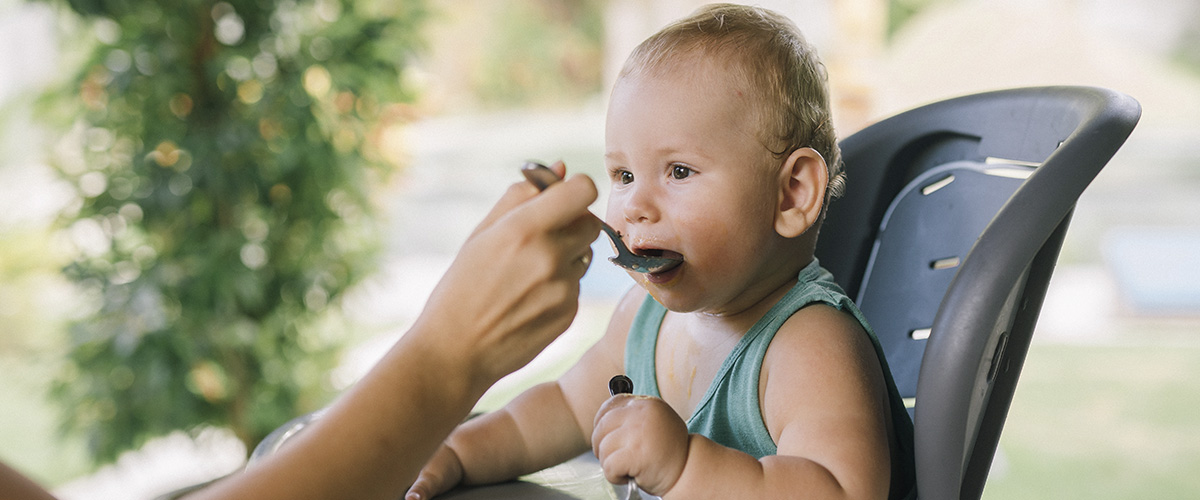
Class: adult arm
0,462,57,500
405,283,645,499
188,168,601,500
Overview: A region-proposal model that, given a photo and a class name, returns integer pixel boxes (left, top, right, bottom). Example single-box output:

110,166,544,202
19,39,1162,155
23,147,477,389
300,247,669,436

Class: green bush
37,0,428,463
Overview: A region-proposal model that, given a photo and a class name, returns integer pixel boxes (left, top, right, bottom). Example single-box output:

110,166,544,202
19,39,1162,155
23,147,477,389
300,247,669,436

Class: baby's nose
620,183,660,224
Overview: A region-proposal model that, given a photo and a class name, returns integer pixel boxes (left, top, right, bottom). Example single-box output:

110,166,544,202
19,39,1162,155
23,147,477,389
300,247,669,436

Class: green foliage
36,0,428,463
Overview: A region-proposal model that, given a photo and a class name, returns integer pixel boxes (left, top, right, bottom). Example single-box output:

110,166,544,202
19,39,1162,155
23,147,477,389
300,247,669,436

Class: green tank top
623,259,916,499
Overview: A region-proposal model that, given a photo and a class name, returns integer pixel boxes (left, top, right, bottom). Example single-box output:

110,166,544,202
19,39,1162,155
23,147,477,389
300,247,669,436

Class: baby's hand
591,395,689,496
406,444,464,500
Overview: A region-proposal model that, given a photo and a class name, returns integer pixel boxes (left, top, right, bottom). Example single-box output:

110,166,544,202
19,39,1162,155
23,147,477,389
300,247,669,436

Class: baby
408,4,915,499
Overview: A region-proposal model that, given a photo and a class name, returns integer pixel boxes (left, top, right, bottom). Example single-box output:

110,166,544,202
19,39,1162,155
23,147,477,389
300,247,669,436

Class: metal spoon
521,161,683,274
608,375,644,500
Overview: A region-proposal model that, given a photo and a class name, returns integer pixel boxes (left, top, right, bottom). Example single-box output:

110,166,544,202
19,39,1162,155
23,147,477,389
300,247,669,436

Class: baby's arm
592,304,893,500
406,287,644,499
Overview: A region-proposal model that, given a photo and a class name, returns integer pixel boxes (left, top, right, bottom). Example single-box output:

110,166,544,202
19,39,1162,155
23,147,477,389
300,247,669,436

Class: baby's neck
656,256,812,417
687,255,811,336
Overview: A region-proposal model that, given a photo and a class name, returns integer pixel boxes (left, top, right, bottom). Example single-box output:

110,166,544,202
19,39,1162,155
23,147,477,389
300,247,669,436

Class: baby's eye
618,170,634,185
671,164,693,180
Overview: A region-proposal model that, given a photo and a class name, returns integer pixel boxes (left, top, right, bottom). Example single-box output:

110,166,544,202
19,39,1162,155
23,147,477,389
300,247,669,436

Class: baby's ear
774,147,828,238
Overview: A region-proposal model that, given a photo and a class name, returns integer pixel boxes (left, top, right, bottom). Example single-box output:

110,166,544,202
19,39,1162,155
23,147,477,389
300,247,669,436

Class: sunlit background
1,0,1198,499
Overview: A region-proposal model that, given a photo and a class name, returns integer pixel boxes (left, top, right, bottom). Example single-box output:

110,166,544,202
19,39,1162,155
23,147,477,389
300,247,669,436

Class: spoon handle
606,375,644,500
609,374,634,396
520,161,562,190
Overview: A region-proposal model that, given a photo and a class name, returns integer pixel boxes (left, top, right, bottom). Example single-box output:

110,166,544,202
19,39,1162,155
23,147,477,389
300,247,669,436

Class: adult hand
186,162,600,500
413,160,601,392
592,395,690,496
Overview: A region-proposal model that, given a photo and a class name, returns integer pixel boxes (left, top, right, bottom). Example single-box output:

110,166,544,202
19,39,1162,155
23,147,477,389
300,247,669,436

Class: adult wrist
399,317,497,400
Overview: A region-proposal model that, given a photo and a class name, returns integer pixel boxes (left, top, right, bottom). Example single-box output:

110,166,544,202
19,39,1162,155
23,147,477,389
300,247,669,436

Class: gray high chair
229,86,1139,500
815,86,1140,500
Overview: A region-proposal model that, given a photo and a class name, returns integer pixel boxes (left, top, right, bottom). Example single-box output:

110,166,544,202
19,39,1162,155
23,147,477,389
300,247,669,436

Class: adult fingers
547,159,567,179
511,173,599,234
572,245,594,281
468,180,541,240
472,161,588,238
555,214,600,279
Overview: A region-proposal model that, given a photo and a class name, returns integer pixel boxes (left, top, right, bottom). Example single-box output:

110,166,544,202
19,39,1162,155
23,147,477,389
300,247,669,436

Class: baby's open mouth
633,247,683,259
632,247,684,273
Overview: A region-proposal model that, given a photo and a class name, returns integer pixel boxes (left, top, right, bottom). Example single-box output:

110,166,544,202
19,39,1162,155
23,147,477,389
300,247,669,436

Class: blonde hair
618,3,846,199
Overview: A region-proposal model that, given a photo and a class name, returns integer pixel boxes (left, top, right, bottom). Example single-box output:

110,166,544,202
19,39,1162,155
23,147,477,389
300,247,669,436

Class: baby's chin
637,276,713,314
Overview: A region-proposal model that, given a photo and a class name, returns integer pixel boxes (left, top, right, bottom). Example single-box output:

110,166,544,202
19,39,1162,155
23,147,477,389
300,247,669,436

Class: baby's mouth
632,247,684,274
633,247,683,260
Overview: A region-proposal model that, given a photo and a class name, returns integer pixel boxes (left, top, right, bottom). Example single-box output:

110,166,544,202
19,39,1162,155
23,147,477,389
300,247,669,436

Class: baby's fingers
591,395,634,461
592,417,634,485
404,480,429,500
405,446,463,500
405,470,447,500
596,440,637,485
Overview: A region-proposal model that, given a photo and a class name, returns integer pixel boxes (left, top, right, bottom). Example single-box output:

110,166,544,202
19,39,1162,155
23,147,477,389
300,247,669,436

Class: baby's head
616,3,845,199
603,4,843,313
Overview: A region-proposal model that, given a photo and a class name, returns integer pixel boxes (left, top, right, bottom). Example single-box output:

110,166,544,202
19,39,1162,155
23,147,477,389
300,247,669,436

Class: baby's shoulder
759,303,888,433
763,303,874,373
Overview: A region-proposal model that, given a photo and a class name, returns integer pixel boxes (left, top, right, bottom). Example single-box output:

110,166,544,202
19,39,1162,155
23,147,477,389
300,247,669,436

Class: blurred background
1,0,1198,498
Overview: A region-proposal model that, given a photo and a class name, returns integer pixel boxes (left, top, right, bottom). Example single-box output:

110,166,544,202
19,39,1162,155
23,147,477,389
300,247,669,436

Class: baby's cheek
683,214,746,253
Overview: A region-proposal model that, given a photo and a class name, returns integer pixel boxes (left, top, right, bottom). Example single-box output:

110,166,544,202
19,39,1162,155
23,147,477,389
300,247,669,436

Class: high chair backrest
815,86,1140,500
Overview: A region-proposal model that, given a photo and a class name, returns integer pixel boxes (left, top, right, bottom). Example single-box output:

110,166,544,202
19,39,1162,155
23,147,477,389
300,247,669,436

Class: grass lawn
983,332,1200,499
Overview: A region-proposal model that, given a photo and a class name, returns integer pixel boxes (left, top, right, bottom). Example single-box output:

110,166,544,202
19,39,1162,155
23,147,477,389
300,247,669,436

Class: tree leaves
41,0,428,464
